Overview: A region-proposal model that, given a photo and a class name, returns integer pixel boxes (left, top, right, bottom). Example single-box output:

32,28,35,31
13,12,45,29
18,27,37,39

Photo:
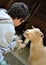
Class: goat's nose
41,33,44,38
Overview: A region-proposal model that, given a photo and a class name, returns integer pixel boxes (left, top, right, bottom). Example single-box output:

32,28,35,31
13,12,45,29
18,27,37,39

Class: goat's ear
32,25,35,29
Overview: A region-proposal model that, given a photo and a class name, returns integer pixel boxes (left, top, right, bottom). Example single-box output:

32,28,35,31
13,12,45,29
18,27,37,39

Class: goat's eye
36,32,39,34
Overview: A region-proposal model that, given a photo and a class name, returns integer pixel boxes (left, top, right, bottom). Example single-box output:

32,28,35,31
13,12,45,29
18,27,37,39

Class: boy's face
13,18,25,26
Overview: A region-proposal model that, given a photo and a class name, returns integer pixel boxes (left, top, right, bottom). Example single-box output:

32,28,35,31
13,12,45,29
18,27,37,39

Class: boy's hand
17,40,26,49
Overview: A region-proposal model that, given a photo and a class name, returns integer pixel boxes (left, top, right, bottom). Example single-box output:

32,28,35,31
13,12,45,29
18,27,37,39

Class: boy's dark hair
8,2,30,19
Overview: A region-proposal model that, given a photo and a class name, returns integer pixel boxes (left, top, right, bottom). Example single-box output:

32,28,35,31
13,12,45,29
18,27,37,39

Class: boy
0,2,30,63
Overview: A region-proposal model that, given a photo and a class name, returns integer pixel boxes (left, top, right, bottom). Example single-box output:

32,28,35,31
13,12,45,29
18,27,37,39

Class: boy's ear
21,20,25,23
32,25,35,29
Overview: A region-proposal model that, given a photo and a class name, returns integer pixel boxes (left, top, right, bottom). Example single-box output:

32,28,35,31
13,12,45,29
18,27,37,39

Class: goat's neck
30,38,44,61
31,38,43,48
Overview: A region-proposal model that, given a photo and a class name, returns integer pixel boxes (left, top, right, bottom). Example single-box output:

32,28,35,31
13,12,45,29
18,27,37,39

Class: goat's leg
17,38,29,49
23,38,29,47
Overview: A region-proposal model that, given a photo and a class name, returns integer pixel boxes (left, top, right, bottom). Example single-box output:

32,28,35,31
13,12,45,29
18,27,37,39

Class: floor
4,47,29,65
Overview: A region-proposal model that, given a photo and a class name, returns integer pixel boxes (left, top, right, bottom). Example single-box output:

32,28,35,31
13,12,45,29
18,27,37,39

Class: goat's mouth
23,32,29,38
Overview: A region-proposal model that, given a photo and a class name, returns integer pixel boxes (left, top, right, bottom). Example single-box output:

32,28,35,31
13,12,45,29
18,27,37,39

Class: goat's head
23,26,44,42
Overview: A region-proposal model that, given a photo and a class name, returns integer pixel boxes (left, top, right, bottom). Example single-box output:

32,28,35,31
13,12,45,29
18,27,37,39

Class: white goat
23,26,46,65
